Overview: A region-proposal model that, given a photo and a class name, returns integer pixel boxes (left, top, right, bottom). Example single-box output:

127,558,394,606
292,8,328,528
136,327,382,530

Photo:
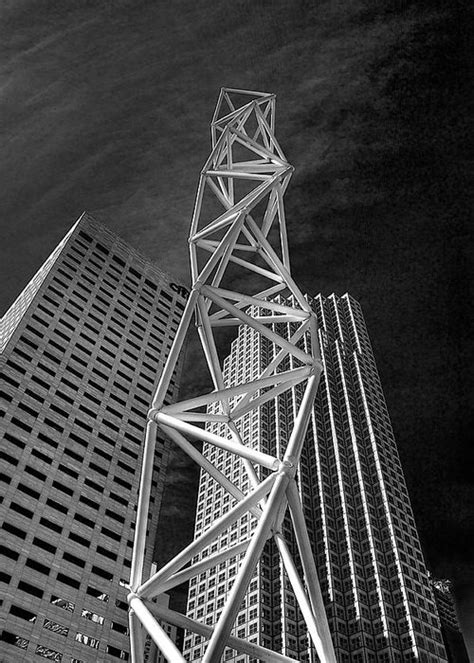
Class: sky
1,0,472,655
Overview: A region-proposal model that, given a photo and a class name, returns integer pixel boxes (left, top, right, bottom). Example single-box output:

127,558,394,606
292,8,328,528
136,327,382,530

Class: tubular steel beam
129,88,335,662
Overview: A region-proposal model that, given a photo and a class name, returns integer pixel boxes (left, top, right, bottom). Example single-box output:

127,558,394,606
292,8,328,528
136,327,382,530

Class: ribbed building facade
0,213,186,662
184,293,448,663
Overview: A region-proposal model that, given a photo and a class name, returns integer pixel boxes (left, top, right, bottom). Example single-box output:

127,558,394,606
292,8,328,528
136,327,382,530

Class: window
96,546,117,561
86,585,109,602
81,608,104,625
106,645,129,660
74,512,95,528
57,573,80,589
52,480,74,496
84,477,104,493
109,491,128,506
79,495,99,510
46,498,68,514
24,464,46,481
50,595,75,612
101,527,121,542
31,448,52,464
0,631,29,649
0,544,19,561
18,580,44,598
75,633,99,649
111,621,128,635
92,565,113,581
89,461,108,477
43,618,69,637
63,447,83,462
40,517,62,533
10,417,32,433
68,532,90,547
2,521,26,539
26,557,50,575
9,604,37,622
105,509,125,524
10,501,34,518
63,552,85,568
58,463,79,479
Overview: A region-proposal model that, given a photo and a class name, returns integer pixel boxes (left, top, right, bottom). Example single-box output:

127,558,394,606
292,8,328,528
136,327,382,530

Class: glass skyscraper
184,293,448,663
0,213,186,662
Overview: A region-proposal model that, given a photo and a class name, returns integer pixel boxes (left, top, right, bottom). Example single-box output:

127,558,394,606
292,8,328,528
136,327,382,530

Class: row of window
0,628,129,661
0,566,129,595
8,602,127,633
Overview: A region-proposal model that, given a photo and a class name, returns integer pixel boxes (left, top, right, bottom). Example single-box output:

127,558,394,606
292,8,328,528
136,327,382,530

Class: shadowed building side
431,580,470,663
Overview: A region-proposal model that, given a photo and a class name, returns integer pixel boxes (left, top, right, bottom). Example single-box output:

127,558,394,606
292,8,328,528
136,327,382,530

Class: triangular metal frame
128,88,337,663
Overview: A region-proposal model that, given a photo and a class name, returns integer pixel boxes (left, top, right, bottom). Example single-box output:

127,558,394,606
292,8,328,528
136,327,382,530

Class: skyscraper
0,212,186,662
184,293,449,663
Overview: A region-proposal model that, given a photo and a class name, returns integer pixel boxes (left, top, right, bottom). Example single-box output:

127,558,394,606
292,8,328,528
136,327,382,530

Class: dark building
431,580,470,663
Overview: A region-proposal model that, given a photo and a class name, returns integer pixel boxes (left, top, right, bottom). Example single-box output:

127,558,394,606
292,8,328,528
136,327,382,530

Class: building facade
0,213,186,662
184,293,448,663
431,580,470,663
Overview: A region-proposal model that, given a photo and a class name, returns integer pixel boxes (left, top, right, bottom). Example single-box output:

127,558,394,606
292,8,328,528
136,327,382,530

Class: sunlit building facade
184,293,448,663
0,213,186,662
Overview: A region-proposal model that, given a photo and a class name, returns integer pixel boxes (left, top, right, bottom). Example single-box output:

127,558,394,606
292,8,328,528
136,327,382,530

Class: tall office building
0,213,186,662
431,580,470,663
184,293,448,663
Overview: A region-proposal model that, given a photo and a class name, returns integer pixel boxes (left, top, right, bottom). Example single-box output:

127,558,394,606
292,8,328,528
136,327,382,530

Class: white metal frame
128,88,336,663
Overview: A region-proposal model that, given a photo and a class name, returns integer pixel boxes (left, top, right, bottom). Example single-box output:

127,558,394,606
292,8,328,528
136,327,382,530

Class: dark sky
1,0,472,654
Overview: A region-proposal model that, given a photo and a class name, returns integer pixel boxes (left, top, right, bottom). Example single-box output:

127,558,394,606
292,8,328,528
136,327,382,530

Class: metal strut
128,88,336,663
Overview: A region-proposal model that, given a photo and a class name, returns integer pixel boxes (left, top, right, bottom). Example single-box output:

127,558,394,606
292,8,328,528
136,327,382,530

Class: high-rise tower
0,213,186,662
184,293,449,663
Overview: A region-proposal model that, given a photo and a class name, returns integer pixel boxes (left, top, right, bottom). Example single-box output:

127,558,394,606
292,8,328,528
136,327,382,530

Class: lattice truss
128,89,336,663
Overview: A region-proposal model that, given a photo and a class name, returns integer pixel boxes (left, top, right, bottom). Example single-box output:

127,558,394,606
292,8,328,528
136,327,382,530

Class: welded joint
147,407,161,423
192,280,205,293
127,591,138,605
278,458,297,479
310,359,323,376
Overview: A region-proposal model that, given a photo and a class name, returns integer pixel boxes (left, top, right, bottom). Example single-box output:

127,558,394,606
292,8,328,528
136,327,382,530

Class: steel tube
283,373,322,463
211,314,307,326
128,610,145,663
203,285,312,365
148,602,298,663
156,539,250,594
230,368,311,420
130,421,157,590
159,425,263,520
151,287,200,409
246,215,310,312
196,296,227,394
138,473,276,599
230,320,310,416
155,412,280,470
203,472,290,662
208,287,309,317
163,363,305,413
195,211,246,284
275,533,333,663
287,480,337,663
129,596,185,662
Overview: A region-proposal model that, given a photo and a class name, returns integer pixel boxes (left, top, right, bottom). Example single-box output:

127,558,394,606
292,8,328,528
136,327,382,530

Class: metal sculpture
128,88,336,663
